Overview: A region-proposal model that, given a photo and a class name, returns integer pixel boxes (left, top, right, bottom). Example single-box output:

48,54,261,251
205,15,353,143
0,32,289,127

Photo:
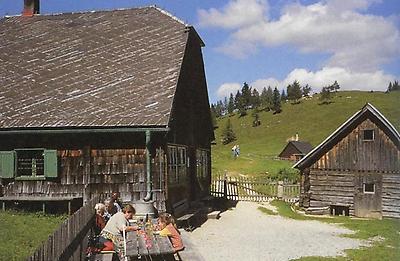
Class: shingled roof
0,7,195,129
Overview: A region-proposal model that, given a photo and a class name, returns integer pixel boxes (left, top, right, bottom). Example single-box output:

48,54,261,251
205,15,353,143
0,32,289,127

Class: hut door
354,174,382,218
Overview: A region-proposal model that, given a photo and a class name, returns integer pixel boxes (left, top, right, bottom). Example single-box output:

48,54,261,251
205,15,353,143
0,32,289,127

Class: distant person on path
232,145,237,158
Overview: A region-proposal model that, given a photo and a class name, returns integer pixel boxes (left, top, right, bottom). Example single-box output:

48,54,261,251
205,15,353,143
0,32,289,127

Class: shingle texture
0,7,188,128
290,141,313,154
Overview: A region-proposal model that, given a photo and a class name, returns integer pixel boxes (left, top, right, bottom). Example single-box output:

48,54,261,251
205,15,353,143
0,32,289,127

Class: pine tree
241,82,252,109
251,88,260,109
319,86,332,104
266,86,273,109
272,87,282,113
331,80,340,92
302,84,312,97
227,93,235,114
287,80,302,104
260,87,268,109
221,119,236,145
234,90,242,110
281,89,287,102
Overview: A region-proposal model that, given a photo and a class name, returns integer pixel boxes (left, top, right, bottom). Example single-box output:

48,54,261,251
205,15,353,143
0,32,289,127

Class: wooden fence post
277,181,284,199
223,171,228,200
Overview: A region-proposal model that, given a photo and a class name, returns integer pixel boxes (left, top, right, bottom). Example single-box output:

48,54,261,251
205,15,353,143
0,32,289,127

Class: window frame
363,183,375,194
167,144,187,184
0,148,58,180
363,129,374,141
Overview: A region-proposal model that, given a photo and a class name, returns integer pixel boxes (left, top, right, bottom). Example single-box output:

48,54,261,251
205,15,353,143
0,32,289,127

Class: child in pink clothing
157,213,184,252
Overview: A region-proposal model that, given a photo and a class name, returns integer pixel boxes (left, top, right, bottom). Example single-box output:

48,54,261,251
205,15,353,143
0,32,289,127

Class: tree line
213,80,342,144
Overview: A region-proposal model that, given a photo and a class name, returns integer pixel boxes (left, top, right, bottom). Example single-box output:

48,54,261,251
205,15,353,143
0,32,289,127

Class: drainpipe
144,130,152,201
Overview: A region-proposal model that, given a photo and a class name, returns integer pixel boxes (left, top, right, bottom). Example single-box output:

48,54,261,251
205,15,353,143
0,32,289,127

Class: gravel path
181,201,366,261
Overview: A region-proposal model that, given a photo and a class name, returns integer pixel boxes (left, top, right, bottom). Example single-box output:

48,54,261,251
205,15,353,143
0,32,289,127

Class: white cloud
200,0,400,71
216,66,395,98
217,82,242,98
198,0,268,29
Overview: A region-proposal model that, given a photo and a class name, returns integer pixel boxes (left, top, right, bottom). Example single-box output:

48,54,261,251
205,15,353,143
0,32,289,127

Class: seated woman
157,213,184,252
94,203,106,235
99,204,139,255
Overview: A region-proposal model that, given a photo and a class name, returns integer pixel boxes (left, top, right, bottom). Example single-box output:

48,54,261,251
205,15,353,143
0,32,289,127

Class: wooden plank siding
311,119,399,172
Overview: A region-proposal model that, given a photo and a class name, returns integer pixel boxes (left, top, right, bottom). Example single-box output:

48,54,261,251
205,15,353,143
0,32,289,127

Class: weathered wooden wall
166,28,213,205
2,146,167,211
302,118,400,218
311,119,399,172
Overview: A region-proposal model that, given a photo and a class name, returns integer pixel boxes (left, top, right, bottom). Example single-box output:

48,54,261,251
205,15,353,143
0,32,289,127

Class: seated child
157,213,184,252
94,203,106,235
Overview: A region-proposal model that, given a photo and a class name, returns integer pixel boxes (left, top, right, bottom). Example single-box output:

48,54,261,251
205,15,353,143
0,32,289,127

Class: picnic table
125,222,175,260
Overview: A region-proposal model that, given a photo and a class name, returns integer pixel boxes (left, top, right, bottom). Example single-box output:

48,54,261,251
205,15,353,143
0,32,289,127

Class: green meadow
212,91,400,178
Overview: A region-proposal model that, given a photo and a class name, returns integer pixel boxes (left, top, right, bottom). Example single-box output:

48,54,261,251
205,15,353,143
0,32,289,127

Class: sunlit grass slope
212,91,400,178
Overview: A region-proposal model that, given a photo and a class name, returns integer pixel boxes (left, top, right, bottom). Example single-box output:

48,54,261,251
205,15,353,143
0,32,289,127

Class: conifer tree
227,93,235,114
251,88,260,109
272,87,282,113
302,84,312,97
241,82,252,109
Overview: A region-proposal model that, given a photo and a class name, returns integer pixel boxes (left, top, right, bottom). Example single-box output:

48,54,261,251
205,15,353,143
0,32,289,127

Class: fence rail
211,175,300,203
27,196,101,261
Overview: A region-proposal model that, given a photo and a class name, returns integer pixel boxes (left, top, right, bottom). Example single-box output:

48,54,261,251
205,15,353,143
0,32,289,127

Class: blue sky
1,0,399,102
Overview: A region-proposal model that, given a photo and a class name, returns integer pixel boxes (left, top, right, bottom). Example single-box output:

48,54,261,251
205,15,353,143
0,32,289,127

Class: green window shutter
0,151,15,178
44,150,58,178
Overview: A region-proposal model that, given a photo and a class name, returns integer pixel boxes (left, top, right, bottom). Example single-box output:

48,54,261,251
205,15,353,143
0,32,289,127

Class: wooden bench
88,252,115,261
177,211,199,232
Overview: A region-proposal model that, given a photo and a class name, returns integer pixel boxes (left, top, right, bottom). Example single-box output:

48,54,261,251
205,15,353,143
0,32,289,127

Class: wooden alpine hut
293,103,400,218
0,2,214,214
278,140,313,161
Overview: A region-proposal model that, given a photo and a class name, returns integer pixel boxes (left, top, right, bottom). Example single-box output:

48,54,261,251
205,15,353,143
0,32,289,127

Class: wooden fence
211,175,300,203
27,196,101,261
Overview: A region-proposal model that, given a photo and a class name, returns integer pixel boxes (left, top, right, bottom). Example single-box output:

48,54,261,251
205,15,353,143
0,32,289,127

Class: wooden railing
211,175,300,202
27,195,101,261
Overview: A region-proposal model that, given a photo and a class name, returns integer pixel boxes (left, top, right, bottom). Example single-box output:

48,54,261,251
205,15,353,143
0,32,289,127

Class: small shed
0,5,214,214
278,141,313,161
294,103,400,218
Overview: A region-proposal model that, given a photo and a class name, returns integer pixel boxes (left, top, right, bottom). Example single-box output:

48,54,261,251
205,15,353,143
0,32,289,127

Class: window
196,149,209,180
0,149,58,179
363,129,374,141
363,183,375,194
16,149,44,177
167,145,187,184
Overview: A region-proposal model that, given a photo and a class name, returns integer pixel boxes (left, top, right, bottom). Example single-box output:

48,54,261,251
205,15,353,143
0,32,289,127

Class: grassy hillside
212,91,400,178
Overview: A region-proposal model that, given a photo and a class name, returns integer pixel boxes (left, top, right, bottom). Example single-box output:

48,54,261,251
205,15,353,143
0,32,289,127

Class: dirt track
180,201,366,261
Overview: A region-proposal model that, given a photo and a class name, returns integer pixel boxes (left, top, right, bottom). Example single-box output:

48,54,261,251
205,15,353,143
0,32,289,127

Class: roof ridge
2,6,184,20
151,6,189,26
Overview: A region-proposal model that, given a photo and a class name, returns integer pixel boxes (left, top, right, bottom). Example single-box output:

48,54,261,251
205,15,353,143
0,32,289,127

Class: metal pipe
144,130,152,201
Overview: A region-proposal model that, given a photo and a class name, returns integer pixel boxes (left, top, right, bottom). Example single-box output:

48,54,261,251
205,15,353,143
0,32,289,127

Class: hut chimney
295,132,299,141
22,0,40,17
